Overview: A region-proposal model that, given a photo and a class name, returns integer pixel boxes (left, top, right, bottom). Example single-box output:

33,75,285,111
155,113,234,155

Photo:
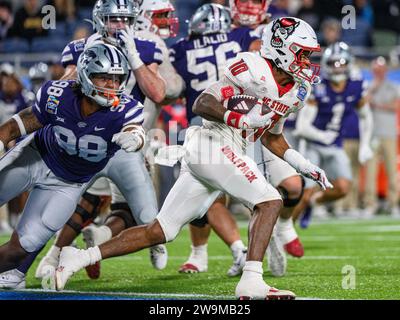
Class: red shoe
284,238,304,258
85,262,100,279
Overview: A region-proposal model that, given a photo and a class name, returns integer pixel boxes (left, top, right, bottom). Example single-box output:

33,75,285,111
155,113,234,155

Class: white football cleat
266,232,287,277
235,275,295,300
0,269,26,290
150,244,168,270
35,252,59,279
55,247,90,291
227,248,247,277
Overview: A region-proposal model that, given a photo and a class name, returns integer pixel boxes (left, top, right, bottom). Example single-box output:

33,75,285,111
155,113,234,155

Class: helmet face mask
92,0,138,46
261,17,321,84
136,0,179,39
321,42,353,83
230,0,270,26
77,43,129,107
188,3,231,36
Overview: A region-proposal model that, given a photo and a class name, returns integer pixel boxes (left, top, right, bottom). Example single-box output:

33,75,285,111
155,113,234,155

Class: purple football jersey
61,33,163,103
170,26,259,121
32,80,144,183
311,77,366,147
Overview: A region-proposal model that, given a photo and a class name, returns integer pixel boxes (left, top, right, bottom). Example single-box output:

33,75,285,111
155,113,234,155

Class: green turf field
1,217,400,300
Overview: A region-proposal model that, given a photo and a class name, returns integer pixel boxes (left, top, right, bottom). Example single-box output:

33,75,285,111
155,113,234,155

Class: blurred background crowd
0,0,399,233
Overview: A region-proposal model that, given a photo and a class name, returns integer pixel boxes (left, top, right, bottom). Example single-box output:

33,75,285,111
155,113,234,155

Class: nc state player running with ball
55,17,332,299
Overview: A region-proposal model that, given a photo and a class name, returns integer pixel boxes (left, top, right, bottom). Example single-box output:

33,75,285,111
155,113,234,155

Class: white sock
87,246,102,265
241,261,264,281
48,245,61,259
276,217,297,244
230,240,245,253
191,244,207,258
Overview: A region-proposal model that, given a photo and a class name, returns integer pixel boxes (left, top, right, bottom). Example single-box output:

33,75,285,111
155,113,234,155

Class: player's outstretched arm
0,107,43,152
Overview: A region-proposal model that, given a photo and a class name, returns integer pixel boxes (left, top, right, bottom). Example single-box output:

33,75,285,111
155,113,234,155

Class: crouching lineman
0,44,145,282
54,17,332,299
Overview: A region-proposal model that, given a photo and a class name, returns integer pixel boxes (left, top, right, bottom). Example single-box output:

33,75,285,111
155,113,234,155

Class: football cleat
227,248,247,277
284,238,304,258
238,287,296,300
82,225,110,279
266,232,287,277
235,275,295,300
55,247,89,291
35,253,59,279
0,269,26,290
150,244,168,270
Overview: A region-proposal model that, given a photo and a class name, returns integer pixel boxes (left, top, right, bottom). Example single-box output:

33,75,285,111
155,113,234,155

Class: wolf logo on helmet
270,18,300,48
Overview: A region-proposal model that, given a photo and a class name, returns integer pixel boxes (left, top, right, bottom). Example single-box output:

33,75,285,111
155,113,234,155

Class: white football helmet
136,0,179,39
230,0,270,26
321,42,354,83
260,17,321,84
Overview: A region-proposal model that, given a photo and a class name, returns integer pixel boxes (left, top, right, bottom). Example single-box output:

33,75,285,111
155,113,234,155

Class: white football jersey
203,52,312,150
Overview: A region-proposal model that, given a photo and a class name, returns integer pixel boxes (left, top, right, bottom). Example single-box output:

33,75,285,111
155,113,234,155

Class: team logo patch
271,18,300,48
296,84,308,101
74,41,85,52
45,96,59,114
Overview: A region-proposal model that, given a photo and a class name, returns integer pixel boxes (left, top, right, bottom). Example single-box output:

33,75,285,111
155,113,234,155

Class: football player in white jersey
55,17,332,299
181,2,308,279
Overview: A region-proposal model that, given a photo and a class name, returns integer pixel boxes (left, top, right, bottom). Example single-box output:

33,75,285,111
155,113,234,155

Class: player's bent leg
56,220,167,291
35,192,103,279
236,200,294,300
0,231,29,275
276,176,305,258
56,170,220,290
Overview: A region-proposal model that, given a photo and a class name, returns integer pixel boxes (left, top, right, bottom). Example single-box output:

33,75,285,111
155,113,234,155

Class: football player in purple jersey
33,0,169,285
292,42,373,228
0,44,145,286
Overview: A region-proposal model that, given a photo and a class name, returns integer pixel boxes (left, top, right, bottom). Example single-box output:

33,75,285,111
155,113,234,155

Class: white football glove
284,149,333,190
112,131,144,152
358,143,373,164
119,25,144,70
242,104,275,129
0,140,4,153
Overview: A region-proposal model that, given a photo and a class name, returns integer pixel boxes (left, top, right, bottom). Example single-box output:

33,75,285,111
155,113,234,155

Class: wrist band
223,110,244,129
12,114,27,136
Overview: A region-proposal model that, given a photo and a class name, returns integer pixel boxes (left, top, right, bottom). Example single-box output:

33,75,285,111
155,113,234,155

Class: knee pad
66,192,102,234
189,215,208,228
278,177,305,208
106,203,137,228
18,227,52,253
